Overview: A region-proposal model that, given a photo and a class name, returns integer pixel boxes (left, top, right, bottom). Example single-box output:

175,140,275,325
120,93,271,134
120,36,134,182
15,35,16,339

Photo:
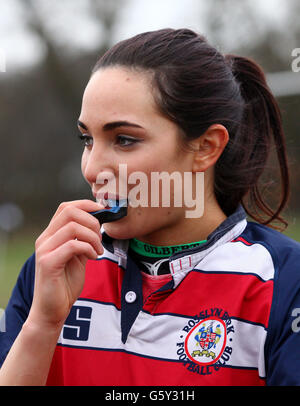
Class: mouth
93,191,127,209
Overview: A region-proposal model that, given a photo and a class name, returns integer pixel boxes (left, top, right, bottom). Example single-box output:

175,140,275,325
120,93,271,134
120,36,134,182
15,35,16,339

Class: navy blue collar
170,204,246,261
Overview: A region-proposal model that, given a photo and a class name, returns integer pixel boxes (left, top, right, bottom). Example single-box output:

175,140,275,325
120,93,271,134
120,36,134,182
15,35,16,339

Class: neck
137,197,227,246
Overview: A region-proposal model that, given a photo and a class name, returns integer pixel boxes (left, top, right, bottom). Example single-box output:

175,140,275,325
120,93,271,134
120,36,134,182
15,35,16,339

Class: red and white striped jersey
1,205,300,385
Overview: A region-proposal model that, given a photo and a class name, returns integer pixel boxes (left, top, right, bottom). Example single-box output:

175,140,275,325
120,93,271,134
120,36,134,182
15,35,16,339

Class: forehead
80,67,158,126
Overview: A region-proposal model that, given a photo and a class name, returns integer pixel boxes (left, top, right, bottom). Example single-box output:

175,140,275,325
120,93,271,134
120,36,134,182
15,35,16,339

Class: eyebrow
77,120,144,132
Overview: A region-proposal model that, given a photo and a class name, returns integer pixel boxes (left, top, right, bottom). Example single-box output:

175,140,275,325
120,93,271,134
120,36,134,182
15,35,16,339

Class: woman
0,28,299,386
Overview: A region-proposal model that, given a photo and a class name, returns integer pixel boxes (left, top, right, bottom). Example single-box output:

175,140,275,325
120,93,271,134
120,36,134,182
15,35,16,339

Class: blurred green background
0,0,300,308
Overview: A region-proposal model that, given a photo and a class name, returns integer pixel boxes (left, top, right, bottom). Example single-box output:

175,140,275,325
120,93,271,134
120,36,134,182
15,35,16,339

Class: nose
82,142,115,186
95,170,116,188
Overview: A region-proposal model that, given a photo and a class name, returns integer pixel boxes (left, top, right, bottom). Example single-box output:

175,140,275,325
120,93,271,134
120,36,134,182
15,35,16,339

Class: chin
103,220,137,240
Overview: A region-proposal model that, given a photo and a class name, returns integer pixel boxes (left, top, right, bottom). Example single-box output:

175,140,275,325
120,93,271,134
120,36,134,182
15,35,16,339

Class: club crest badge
176,308,234,375
184,317,227,366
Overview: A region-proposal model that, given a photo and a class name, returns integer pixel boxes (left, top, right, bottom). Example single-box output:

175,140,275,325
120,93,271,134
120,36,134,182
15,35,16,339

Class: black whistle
89,199,128,224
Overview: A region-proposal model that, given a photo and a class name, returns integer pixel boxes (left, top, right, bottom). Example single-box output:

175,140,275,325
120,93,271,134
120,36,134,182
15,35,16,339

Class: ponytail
215,54,290,230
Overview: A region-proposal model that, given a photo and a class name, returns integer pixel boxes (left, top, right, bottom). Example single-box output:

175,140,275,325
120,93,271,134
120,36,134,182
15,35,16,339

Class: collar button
125,291,137,303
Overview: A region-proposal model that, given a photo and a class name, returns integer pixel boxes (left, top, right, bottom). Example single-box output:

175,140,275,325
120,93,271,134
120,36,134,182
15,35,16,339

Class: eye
116,135,139,147
78,133,93,148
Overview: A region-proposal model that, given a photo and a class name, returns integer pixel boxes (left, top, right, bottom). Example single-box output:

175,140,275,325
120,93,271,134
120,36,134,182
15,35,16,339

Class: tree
0,0,124,228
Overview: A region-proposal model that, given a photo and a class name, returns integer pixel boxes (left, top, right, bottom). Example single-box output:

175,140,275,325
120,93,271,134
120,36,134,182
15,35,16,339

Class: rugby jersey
1,204,300,386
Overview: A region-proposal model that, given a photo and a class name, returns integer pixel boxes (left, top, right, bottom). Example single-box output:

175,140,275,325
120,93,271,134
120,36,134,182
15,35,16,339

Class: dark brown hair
92,28,290,229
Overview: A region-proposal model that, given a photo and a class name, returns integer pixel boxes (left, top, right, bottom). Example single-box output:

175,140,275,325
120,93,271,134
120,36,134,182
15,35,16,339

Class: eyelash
116,135,139,147
77,133,139,148
78,134,93,148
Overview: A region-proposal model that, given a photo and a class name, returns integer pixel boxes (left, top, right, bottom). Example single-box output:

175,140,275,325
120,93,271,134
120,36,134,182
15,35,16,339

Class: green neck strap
129,238,207,258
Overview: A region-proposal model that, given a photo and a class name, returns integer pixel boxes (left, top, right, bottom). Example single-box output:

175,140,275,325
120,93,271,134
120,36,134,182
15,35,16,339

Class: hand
28,200,104,330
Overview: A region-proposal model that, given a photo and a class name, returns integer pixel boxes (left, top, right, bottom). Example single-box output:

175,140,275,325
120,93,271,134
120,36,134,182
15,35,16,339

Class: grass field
0,230,37,309
1,219,300,309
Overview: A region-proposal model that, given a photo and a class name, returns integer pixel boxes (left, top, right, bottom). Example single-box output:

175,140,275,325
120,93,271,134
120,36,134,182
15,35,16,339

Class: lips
94,192,121,201
93,190,127,208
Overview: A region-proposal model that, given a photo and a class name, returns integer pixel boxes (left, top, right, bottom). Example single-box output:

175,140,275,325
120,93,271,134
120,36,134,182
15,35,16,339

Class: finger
51,200,104,222
77,254,90,268
43,239,99,271
50,201,104,229
37,204,103,246
38,222,103,256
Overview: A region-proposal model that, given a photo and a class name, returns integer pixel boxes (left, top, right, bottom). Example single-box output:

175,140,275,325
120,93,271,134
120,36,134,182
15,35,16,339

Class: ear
191,124,229,172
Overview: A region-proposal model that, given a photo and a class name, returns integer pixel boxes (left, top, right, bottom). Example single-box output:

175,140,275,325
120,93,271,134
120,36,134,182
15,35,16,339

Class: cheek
103,202,183,242
125,150,191,200
81,152,89,180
